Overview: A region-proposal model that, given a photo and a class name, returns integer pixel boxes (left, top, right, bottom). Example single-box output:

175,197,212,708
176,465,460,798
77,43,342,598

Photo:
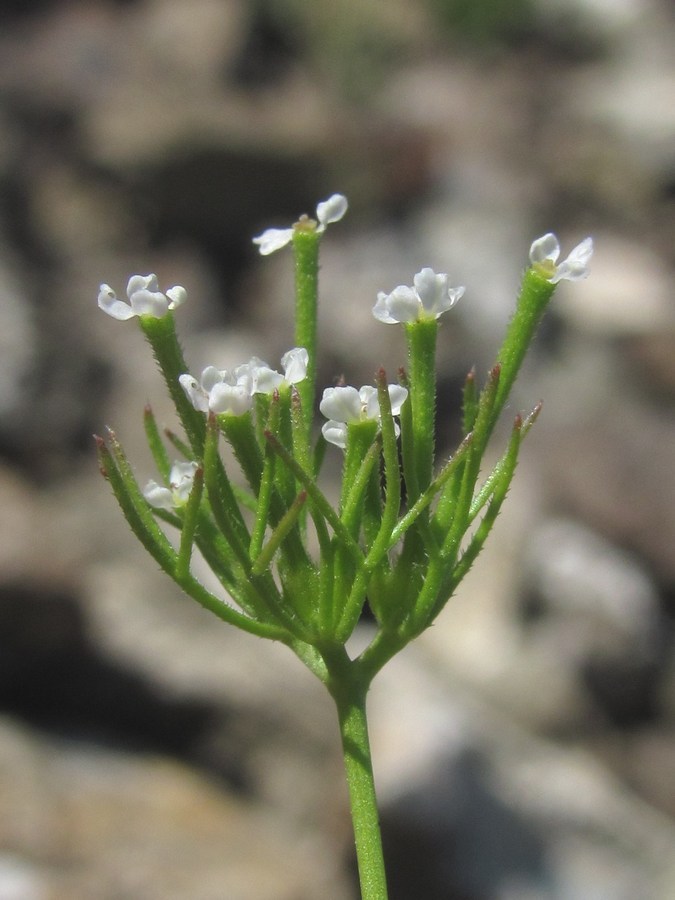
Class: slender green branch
264,430,364,566
292,228,320,460
490,268,555,435
252,491,308,576
176,466,204,580
139,313,206,455
144,404,171,481
404,319,438,500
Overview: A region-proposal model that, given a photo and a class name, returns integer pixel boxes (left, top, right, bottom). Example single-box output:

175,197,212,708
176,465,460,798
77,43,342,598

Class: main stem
333,673,388,899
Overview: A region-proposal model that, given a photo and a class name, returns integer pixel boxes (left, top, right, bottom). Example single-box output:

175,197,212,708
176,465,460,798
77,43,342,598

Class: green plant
96,196,591,899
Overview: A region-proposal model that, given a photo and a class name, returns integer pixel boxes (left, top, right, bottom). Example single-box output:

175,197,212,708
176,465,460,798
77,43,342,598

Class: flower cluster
373,267,465,324
179,347,309,416
320,384,409,449
143,460,198,511
529,233,593,284
98,274,186,320
253,193,348,255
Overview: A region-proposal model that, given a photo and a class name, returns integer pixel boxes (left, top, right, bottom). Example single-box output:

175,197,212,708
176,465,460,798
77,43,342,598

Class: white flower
144,460,199,511
208,380,254,416
320,383,408,449
179,366,253,416
181,348,308,414
248,347,309,394
373,268,464,324
529,233,593,284
98,274,186,321
253,193,348,255
179,366,226,413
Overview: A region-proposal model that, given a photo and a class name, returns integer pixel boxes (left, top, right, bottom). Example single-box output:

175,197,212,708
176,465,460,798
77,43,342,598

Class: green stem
329,655,388,900
139,313,206,456
292,228,320,461
490,268,555,433
404,318,438,502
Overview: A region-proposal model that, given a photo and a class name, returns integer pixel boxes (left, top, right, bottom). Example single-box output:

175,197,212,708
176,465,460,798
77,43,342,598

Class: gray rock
368,646,675,900
0,716,352,900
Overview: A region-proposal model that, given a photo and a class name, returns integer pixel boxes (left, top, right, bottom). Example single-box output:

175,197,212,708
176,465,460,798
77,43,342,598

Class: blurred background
1,0,674,897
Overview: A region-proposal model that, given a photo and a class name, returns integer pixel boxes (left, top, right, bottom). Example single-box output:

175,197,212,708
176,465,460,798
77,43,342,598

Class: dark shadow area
0,579,278,794
138,147,327,315
381,748,549,900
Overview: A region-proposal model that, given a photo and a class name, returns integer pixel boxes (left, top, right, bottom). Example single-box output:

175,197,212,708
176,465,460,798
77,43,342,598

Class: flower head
248,347,309,394
320,383,408,449
143,460,198,511
179,366,253,416
98,274,186,321
529,233,593,284
180,347,309,416
373,268,464,324
253,194,348,255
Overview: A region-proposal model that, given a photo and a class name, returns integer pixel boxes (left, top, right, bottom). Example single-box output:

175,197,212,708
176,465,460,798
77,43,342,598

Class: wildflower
179,366,253,416
529,233,593,284
373,268,464,324
143,460,198,511
248,347,309,394
98,274,186,321
253,194,348,255
320,383,408,450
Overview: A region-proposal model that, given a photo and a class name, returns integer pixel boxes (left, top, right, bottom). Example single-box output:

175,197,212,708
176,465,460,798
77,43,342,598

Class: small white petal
321,420,348,449
372,291,399,324
235,356,267,381
143,480,175,511
209,382,252,416
413,268,465,318
413,268,445,310
372,285,420,324
388,384,409,415
359,385,379,419
552,237,593,283
281,347,309,384
252,365,283,394
243,356,279,394
169,460,199,486
235,368,255,395
319,386,362,423
97,284,136,320
360,384,408,419
252,227,294,255
179,373,210,412
440,285,465,315
529,233,561,266
127,274,159,297
168,461,198,506
200,366,228,393
129,288,169,317
316,194,348,230
568,236,593,266
166,285,187,308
